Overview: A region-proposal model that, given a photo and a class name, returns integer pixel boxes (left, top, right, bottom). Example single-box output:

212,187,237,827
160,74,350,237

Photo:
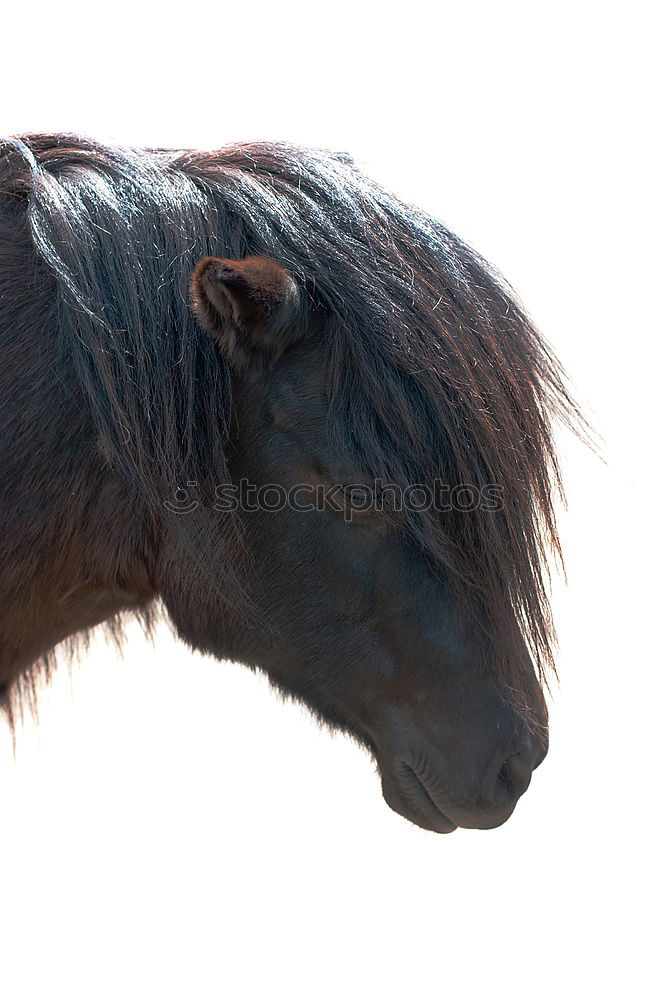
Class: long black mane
0,133,580,692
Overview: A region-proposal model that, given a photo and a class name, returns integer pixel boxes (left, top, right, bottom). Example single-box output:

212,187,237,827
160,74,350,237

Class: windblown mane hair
0,133,580,694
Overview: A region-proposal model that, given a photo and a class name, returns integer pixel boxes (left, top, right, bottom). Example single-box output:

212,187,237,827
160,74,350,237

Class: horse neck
0,208,156,688
0,436,157,689
0,472,157,689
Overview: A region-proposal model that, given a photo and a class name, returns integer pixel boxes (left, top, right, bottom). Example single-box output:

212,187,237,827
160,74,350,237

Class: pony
0,134,579,832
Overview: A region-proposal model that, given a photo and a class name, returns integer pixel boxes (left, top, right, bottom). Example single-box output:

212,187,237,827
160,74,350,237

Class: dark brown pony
0,134,579,832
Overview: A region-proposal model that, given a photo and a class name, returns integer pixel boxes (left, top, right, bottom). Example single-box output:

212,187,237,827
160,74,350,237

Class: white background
1,3,666,997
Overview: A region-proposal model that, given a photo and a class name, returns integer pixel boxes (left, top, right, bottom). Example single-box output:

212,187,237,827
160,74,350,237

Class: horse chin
380,766,459,834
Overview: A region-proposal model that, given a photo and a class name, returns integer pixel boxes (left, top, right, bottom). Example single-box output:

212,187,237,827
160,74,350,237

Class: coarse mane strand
0,133,582,699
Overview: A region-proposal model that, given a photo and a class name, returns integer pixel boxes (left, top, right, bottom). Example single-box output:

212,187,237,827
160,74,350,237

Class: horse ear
190,255,300,365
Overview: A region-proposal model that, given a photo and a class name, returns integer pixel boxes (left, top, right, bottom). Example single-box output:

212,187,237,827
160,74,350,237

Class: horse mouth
382,762,458,834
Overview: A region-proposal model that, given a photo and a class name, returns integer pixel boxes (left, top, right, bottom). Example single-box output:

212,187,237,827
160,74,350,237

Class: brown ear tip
191,254,298,300
192,255,218,276
239,257,299,301
191,256,234,287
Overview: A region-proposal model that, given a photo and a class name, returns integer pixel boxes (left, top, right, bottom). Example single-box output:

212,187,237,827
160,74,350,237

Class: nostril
496,757,515,797
494,752,533,804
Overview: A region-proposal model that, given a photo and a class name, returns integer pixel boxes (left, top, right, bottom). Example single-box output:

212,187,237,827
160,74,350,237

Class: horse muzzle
377,735,548,834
